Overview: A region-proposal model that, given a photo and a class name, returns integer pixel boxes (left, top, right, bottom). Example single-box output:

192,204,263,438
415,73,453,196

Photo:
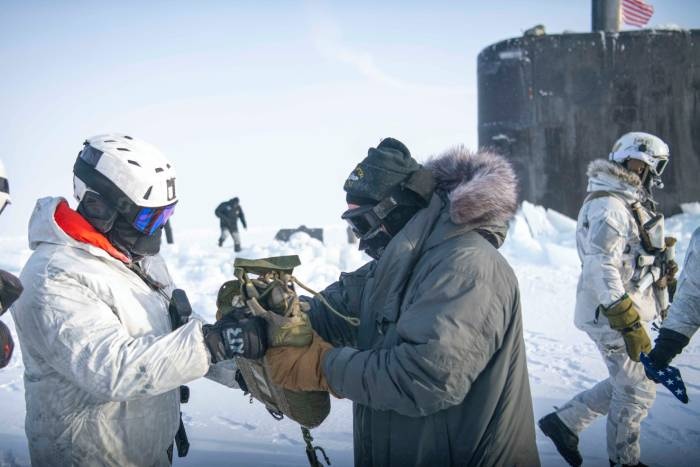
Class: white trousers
556,327,656,465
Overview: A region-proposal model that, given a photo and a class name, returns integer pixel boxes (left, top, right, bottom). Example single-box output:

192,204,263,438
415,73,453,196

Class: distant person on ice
539,132,675,467
11,134,267,466
254,138,540,466
0,159,23,369
215,196,247,252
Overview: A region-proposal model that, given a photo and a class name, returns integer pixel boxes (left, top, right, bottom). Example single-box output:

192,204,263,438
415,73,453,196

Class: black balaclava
77,190,162,261
108,216,162,261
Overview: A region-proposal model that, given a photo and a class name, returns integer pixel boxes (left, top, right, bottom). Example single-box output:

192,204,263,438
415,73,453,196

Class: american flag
621,0,655,28
640,353,689,404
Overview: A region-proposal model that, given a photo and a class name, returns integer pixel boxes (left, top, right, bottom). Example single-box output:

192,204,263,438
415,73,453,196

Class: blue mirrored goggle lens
133,204,176,235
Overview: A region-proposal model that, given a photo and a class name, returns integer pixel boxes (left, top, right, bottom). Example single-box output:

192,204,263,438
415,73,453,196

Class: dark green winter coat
308,147,540,467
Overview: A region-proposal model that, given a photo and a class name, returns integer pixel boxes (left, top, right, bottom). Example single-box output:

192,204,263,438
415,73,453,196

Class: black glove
0,320,14,368
0,270,23,315
202,311,268,362
648,328,690,369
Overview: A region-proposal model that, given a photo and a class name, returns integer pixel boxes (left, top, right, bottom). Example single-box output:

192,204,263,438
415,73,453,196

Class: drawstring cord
291,276,360,327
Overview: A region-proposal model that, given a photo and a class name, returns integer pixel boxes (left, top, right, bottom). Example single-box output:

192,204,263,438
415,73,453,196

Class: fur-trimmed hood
425,146,518,226
586,159,644,201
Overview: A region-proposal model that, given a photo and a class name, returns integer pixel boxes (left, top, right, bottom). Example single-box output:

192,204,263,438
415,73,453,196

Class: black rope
301,427,331,466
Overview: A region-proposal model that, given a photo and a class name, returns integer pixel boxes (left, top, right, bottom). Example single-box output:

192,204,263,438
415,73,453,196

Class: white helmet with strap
609,132,670,177
0,159,10,216
73,134,178,235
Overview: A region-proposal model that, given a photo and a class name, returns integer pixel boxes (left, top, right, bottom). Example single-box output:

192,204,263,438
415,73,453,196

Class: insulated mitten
0,321,14,368
602,294,651,362
265,332,337,395
0,269,23,314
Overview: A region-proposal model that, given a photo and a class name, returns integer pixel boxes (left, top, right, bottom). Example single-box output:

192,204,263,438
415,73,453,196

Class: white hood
586,159,644,203
28,196,123,264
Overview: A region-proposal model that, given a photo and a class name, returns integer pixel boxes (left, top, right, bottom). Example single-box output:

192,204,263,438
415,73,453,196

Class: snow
1,205,699,466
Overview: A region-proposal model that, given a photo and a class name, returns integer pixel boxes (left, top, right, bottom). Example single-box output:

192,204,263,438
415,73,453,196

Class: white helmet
0,159,10,216
73,134,177,234
609,132,670,177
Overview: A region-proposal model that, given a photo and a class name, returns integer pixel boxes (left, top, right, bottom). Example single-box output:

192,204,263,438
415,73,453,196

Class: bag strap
583,190,629,207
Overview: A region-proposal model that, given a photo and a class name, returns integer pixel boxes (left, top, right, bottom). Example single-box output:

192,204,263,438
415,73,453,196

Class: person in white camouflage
647,227,700,368
539,132,674,467
0,159,23,369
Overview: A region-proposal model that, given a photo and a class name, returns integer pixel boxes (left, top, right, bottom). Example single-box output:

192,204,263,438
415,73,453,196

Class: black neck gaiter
107,216,162,261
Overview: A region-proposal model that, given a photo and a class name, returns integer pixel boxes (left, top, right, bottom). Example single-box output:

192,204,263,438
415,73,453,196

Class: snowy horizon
2,0,700,237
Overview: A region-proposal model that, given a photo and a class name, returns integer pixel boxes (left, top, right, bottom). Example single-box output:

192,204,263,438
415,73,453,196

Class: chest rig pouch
584,191,674,312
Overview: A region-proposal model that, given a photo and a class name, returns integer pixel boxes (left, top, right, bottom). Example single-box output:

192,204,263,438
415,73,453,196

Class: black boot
610,460,648,467
234,244,242,253
538,412,583,466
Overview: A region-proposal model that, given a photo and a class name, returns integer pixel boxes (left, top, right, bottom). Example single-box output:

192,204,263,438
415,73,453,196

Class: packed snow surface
1,202,698,466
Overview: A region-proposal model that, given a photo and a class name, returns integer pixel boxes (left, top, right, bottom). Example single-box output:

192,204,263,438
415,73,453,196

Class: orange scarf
53,200,130,264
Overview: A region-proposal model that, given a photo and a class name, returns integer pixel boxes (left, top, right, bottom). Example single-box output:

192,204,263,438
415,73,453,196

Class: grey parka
308,147,540,467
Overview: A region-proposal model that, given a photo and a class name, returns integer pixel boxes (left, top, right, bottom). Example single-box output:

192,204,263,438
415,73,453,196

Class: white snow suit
556,160,661,465
11,197,220,467
663,227,700,339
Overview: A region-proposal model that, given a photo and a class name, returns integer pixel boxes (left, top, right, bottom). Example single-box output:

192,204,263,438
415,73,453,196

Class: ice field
1,202,698,466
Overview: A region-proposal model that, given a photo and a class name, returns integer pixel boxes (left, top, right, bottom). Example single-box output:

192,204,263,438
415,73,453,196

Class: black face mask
77,190,118,233
108,216,162,261
358,229,393,260
78,191,164,260
342,199,401,260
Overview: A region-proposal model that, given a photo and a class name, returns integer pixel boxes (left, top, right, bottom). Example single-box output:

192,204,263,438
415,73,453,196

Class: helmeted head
73,134,178,260
342,138,435,259
609,132,670,191
0,159,10,216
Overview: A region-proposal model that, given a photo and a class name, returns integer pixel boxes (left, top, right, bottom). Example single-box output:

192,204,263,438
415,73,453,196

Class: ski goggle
652,158,669,176
341,197,398,238
132,203,176,235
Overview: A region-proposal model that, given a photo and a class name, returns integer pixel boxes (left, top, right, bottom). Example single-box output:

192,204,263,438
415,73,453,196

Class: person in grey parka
263,138,540,466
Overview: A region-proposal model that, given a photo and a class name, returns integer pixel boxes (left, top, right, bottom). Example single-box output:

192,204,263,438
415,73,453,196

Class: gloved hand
202,310,268,362
265,332,337,395
602,294,651,362
648,328,690,369
247,293,313,348
0,269,23,314
216,277,312,347
0,320,14,368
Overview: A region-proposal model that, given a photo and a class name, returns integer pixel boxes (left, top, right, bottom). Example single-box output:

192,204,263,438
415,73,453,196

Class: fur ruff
586,159,642,188
425,146,518,226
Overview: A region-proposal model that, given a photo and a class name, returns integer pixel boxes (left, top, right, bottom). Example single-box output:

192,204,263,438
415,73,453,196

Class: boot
538,412,583,466
234,244,242,253
609,461,648,467
218,239,224,247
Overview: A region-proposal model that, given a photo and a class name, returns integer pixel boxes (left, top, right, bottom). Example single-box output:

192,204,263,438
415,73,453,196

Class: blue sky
1,0,698,236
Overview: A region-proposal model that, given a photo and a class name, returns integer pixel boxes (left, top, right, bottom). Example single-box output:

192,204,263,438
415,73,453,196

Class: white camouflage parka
11,197,222,467
664,227,700,339
574,160,662,331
